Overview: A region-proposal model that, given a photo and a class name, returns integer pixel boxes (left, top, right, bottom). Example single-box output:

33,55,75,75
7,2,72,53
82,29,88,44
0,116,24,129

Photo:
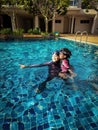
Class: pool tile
78,126,85,130
44,123,49,129
3,123,10,130
90,122,97,128
38,125,43,130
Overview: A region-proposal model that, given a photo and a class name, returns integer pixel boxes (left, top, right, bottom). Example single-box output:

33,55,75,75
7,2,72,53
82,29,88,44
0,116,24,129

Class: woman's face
52,53,60,62
59,52,66,59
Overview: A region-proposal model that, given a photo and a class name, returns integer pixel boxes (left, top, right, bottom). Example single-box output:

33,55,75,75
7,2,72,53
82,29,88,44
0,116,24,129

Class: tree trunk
34,16,39,28
0,15,3,29
52,11,56,33
11,10,16,31
45,17,48,33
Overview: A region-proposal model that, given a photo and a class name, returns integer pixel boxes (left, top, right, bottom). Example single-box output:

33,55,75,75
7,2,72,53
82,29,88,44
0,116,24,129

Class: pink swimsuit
61,59,69,72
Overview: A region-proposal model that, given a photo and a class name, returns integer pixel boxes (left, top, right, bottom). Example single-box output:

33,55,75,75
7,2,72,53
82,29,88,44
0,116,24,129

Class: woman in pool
20,49,76,93
20,51,61,93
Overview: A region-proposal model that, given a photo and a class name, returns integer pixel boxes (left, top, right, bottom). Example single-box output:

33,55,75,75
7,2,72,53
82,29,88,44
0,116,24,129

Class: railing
80,31,88,43
75,31,81,42
75,31,88,43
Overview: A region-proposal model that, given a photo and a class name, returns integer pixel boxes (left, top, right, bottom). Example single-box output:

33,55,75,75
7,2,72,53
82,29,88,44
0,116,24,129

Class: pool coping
60,37,98,46
60,34,98,45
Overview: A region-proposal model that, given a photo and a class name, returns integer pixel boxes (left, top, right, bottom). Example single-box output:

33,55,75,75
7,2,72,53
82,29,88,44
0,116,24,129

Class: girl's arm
62,60,70,69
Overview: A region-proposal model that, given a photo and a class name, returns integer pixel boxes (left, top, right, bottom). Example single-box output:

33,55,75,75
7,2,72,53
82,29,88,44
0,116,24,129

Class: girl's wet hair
53,50,59,56
60,48,72,58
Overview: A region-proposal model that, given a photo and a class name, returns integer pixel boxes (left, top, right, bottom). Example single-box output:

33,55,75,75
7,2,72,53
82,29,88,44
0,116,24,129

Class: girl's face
52,53,60,62
59,52,66,59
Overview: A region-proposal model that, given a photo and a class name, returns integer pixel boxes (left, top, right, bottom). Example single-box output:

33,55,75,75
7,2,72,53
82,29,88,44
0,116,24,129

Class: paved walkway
60,34,98,45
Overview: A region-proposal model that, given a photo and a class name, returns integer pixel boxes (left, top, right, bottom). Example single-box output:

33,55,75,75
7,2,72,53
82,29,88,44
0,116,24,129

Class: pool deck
24,34,98,45
60,34,98,45
0,34,98,45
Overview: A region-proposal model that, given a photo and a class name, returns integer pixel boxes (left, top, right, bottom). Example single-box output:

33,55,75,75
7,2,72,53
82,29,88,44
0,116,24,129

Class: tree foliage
32,0,69,18
82,0,98,10
31,0,69,32
0,0,70,32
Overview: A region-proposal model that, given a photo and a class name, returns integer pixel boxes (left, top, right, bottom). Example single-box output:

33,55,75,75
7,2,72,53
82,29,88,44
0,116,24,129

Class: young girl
59,48,76,79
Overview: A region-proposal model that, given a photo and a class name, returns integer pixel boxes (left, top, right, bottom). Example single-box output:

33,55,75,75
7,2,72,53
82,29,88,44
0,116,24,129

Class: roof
67,8,97,16
82,9,97,15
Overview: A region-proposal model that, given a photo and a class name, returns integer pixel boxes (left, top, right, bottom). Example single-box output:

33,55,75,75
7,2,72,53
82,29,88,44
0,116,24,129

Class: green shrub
32,27,41,34
27,29,33,34
13,28,24,36
41,32,49,36
0,28,12,35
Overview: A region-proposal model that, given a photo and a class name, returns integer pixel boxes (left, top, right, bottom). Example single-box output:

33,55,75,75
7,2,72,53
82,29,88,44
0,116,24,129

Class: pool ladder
75,31,88,43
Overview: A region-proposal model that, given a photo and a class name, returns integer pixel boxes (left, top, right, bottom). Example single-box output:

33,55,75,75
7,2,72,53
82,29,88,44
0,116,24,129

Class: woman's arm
20,61,52,69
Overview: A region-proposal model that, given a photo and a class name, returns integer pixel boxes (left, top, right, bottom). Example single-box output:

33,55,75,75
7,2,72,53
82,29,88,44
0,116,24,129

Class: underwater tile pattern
0,39,98,130
0,79,98,130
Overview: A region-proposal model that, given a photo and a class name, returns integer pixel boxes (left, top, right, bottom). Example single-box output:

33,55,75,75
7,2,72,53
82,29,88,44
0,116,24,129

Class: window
69,0,79,6
70,1,74,6
80,20,90,24
55,20,61,23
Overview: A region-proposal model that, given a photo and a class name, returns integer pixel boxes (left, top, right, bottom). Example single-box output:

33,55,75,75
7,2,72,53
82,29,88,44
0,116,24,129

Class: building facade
0,0,98,34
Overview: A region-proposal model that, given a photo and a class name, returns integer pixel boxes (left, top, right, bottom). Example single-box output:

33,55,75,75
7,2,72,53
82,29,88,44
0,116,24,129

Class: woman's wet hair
53,50,59,56
60,48,72,58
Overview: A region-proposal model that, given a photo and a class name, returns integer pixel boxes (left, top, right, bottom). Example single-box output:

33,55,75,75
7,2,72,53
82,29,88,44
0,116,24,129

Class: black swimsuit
29,60,61,79
28,60,61,92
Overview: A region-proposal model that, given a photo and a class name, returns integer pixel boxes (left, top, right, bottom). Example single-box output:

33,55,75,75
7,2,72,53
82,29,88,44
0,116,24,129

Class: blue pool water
0,39,98,130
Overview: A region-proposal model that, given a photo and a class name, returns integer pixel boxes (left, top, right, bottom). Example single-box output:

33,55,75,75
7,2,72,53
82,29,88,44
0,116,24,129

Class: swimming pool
0,39,98,130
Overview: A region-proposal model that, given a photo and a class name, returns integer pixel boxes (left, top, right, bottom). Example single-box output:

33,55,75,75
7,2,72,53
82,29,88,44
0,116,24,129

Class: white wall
63,17,69,33
94,18,98,34
55,16,64,33
74,16,93,33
